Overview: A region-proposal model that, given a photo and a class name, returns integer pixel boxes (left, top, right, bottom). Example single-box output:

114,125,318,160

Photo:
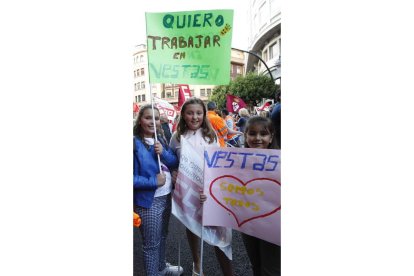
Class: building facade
246,0,281,83
133,44,154,106
133,45,245,118
230,49,245,81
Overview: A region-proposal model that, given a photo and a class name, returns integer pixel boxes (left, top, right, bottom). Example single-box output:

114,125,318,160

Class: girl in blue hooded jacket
133,104,183,276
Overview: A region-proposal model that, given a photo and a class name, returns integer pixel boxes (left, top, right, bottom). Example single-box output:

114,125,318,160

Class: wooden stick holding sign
150,91,162,173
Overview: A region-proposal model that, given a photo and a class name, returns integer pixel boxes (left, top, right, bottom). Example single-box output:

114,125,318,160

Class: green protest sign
145,9,234,85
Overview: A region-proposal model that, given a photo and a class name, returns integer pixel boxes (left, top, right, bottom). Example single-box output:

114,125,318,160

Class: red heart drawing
209,175,281,227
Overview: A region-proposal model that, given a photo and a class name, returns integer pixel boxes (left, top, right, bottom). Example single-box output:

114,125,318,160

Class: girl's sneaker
160,262,183,275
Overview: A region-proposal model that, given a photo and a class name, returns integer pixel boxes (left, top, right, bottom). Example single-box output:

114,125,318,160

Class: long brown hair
176,97,217,144
133,104,162,148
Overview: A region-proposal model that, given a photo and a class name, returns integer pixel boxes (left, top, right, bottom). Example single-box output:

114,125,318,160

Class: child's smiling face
245,124,273,149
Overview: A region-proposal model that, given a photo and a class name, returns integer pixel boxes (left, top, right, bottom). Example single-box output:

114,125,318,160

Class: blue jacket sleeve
160,144,179,169
133,174,157,190
133,150,158,190
133,138,158,191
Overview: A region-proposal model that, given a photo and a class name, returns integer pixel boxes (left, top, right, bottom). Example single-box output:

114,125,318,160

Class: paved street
134,215,253,276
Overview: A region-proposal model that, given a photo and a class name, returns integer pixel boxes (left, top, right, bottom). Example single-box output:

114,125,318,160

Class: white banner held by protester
172,137,232,259
203,147,281,245
153,96,177,123
255,99,273,113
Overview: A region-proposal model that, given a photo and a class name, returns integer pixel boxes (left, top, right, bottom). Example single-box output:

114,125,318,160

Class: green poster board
145,9,234,85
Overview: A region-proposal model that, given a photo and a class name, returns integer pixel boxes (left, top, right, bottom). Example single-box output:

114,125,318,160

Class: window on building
207,89,211,96
137,70,140,77
135,96,138,102
259,2,266,29
200,89,206,97
138,95,141,102
279,39,281,55
269,42,279,60
142,94,146,102
236,66,242,74
141,81,145,89
263,49,268,61
140,55,144,62
141,68,144,75
166,91,172,98
161,91,165,98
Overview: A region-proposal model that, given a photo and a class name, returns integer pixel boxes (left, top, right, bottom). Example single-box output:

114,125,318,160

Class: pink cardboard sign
203,147,281,245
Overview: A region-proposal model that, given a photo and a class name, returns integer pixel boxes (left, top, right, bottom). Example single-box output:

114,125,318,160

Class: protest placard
153,96,177,122
145,9,233,85
171,137,232,259
203,147,281,245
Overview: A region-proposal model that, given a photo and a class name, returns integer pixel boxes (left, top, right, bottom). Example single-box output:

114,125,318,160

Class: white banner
172,137,232,259
153,96,177,123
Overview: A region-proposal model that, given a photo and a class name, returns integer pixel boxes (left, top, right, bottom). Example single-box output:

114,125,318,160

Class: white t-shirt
144,138,172,197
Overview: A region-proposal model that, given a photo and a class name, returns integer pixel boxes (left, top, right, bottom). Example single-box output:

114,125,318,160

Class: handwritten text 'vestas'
204,150,279,171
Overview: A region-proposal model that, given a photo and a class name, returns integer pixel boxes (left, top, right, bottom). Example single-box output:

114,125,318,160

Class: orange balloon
133,212,141,227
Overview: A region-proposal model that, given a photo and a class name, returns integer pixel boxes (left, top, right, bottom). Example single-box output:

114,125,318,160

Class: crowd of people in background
134,93,281,150
133,90,281,276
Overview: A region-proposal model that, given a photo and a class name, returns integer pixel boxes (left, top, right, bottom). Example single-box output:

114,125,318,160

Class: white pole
177,238,181,274
150,85,162,173
199,209,204,276
200,150,205,276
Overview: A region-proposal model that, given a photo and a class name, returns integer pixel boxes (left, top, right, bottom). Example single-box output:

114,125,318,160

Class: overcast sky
135,0,249,50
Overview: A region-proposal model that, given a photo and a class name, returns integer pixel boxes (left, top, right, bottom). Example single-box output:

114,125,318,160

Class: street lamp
232,47,275,83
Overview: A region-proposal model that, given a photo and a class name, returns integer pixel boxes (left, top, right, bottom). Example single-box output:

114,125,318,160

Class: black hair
207,101,217,110
243,116,279,149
